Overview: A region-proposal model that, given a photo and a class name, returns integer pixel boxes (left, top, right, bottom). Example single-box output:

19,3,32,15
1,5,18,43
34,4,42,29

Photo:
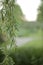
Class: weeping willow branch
0,0,17,65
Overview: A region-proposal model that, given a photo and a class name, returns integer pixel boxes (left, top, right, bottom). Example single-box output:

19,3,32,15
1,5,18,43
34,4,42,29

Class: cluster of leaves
0,0,17,43
0,50,14,65
0,0,25,64
0,0,17,65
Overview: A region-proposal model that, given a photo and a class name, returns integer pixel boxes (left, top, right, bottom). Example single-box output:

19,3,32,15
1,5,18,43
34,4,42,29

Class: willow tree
0,0,17,65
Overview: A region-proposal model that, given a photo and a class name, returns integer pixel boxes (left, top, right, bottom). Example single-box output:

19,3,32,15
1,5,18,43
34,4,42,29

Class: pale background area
17,0,41,21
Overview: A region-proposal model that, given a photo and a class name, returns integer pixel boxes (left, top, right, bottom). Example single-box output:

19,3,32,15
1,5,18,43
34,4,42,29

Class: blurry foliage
0,0,18,65
37,0,43,42
37,0,43,22
10,40,43,65
11,48,43,65
0,0,25,64
0,0,43,65
17,22,41,37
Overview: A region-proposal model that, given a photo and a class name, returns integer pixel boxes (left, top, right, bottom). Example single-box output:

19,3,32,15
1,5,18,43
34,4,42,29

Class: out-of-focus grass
21,39,43,49
17,29,42,37
10,39,43,65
